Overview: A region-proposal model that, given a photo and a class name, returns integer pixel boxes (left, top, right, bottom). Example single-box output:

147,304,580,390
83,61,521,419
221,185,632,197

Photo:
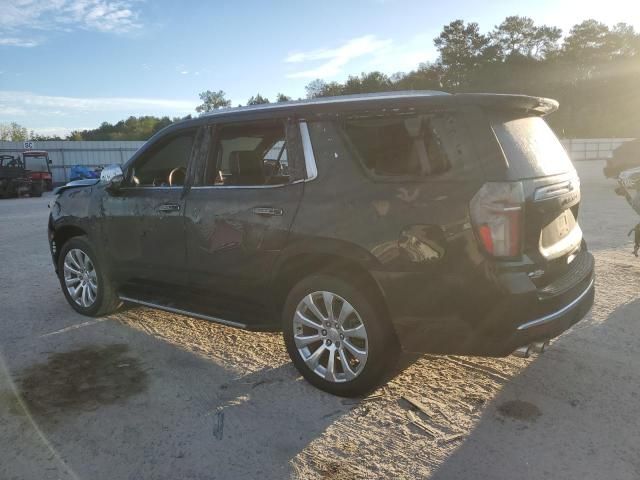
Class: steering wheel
168,167,186,187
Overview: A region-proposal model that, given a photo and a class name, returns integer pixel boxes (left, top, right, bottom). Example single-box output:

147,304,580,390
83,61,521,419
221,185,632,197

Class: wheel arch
51,224,88,268
271,242,391,330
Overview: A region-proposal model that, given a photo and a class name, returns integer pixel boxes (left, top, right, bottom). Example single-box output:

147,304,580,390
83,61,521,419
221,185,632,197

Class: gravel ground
1,160,639,480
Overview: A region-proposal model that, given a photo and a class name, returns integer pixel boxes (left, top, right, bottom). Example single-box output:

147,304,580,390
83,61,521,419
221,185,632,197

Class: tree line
3,16,639,141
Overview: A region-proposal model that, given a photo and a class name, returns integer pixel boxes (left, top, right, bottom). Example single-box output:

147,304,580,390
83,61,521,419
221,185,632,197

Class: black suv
49,91,595,396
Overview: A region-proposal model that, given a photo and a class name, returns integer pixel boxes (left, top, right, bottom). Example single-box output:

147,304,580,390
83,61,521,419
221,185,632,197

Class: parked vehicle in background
603,138,640,179
22,150,53,194
0,155,32,198
70,165,102,182
48,91,595,396
603,139,640,214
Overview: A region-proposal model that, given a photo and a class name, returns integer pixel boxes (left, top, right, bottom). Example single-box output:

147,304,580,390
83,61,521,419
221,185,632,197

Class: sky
0,0,638,137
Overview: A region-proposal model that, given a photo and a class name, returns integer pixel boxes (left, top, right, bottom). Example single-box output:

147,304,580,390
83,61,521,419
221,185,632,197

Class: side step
118,295,248,329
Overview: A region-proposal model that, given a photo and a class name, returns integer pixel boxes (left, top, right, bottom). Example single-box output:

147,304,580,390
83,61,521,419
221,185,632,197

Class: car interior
206,122,290,186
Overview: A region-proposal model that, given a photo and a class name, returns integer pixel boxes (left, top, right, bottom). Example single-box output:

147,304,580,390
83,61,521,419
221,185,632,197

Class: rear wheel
31,180,43,197
283,274,397,396
57,236,121,316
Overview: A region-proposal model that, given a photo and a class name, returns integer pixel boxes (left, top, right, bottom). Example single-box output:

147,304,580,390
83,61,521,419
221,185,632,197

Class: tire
57,236,121,317
31,180,43,197
283,274,397,397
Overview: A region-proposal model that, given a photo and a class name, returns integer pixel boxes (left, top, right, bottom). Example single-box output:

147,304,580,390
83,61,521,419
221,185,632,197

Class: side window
204,121,290,186
128,129,196,187
340,113,464,178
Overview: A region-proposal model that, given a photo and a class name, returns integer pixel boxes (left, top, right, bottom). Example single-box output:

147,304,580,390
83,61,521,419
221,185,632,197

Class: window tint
205,122,290,186
129,130,195,187
490,113,574,179
341,113,462,177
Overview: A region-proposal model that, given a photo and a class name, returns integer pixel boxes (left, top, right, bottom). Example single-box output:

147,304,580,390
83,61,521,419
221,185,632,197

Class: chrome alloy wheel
63,248,98,308
293,291,369,383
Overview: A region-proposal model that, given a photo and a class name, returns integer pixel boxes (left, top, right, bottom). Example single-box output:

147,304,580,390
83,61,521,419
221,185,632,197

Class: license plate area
539,209,582,260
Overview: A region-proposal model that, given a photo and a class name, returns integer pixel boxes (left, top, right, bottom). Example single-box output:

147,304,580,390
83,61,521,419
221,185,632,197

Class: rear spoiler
453,93,559,116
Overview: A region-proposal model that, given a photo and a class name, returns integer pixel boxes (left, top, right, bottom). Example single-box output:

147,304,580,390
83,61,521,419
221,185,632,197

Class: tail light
470,182,524,257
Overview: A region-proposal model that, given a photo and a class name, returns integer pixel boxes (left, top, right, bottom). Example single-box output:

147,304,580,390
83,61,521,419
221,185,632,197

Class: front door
101,127,199,289
184,120,305,323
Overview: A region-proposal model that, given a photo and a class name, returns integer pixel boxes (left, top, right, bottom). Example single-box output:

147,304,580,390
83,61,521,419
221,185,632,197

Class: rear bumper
492,275,594,355
379,250,595,355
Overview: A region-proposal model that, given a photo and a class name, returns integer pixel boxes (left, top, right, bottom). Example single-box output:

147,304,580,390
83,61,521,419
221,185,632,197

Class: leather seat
229,151,265,185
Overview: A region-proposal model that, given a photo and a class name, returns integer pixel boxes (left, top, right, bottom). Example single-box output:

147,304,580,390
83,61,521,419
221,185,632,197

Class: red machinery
22,150,53,193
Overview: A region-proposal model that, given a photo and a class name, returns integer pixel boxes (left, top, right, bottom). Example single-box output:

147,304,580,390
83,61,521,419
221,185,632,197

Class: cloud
31,126,90,137
0,91,196,117
0,0,142,46
285,35,393,79
366,32,438,74
0,37,39,47
283,33,439,80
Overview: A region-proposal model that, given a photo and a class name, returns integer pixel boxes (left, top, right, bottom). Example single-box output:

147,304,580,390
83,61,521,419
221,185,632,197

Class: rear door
489,112,583,276
183,119,305,322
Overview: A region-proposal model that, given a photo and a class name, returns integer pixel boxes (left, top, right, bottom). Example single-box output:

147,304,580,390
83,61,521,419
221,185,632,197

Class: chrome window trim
299,121,318,181
119,186,184,191
190,180,304,190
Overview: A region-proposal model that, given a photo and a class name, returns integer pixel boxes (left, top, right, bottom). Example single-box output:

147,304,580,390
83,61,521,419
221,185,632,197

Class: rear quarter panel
287,116,496,348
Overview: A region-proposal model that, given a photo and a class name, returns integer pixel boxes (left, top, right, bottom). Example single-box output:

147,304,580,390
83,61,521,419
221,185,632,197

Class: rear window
339,113,466,178
491,114,574,178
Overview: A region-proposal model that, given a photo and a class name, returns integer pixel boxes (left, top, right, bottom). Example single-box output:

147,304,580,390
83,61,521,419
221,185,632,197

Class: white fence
0,137,636,185
560,138,635,162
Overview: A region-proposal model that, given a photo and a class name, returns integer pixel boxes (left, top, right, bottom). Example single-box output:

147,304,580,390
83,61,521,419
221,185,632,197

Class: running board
118,295,248,329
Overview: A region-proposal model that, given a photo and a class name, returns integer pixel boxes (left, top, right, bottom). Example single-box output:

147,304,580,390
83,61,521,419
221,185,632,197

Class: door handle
252,206,283,217
158,203,181,213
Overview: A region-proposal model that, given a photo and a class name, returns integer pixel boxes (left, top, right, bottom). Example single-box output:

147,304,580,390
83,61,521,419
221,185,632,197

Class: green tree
68,115,190,141
247,93,270,105
433,20,491,87
606,23,640,57
276,93,292,102
0,122,29,141
305,79,344,98
393,62,443,90
195,90,232,113
31,133,63,141
490,16,561,59
342,71,392,94
532,25,563,58
563,20,611,63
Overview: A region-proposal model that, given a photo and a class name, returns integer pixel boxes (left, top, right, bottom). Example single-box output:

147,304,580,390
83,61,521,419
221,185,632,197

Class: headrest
229,150,264,184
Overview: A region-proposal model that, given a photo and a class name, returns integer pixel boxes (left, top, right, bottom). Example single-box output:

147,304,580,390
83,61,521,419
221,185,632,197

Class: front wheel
283,274,397,397
57,236,121,317
31,180,44,197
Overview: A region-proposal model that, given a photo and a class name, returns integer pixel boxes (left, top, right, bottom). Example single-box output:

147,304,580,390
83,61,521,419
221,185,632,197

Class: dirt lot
1,160,639,480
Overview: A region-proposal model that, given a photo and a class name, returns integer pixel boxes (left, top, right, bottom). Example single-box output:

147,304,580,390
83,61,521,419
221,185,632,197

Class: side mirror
48,159,52,164
100,164,124,190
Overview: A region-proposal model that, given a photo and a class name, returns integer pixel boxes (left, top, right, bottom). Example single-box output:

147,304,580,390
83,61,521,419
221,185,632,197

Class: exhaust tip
530,341,549,354
513,345,531,358
513,340,550,358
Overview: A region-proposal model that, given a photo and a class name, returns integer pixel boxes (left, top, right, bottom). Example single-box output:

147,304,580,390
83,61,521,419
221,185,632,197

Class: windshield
491,114,575,179
23,154,49,172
